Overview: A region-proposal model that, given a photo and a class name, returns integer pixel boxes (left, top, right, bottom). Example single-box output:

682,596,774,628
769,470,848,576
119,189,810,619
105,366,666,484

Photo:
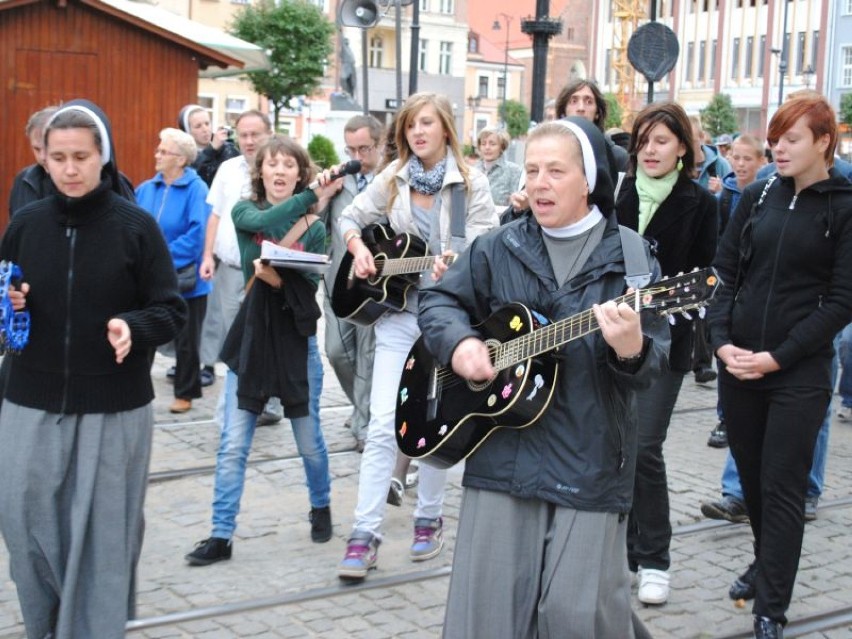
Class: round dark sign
627,22,680,83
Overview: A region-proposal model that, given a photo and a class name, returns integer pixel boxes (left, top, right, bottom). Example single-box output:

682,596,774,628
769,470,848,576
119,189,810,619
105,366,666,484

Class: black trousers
722,380,829,624
627,368,685,572
174,295,207,401
692,316,713,371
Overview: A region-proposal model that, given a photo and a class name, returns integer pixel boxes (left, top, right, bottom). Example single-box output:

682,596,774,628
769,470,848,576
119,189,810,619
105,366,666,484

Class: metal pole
647,0,657,104
361,29,369,114
408,0,420,95
395,0,403,109
529,0,550,123
778,0,789,106
501,17,509,127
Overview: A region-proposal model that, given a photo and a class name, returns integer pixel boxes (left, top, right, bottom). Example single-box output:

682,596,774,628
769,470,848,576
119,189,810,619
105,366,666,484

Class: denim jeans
211,361,330,540
352,311,447,538
838,323,852,408
720,349,837,501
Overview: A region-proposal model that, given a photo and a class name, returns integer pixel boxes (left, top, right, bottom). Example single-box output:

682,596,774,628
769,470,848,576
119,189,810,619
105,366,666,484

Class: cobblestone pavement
2,311,852,638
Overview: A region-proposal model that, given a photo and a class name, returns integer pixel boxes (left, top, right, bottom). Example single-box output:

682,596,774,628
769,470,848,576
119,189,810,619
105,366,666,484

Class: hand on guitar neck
591,296,644,360
349,236,453,282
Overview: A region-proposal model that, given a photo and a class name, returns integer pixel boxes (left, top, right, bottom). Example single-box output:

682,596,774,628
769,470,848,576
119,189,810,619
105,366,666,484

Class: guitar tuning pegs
698,306,706,319
680,310,693,321
668,314,676,325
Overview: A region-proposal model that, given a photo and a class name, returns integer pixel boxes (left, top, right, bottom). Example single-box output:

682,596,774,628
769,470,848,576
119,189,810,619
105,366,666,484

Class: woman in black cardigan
616,101,718,605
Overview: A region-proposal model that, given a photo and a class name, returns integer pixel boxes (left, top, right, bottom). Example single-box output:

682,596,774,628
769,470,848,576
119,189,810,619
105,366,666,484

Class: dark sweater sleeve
114,206,187,348
707,185,757,353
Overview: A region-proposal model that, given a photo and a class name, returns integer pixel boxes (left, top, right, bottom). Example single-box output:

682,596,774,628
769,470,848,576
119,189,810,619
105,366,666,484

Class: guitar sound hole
465,337,501,393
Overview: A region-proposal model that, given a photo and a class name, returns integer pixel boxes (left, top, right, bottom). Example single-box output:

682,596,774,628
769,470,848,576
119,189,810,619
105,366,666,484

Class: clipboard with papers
259,240,331,274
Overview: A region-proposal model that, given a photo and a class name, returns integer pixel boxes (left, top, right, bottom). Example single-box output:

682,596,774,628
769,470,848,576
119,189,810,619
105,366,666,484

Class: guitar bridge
426,364,440,422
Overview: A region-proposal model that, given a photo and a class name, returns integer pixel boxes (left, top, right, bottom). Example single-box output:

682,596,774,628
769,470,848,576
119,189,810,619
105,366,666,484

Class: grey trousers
322,293,375,442
443,488,636,639
199,261,244,367
0,402,153,639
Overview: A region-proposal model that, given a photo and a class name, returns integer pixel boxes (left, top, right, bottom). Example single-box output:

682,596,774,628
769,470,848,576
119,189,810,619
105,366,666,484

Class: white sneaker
837,406,852,421
637,568,670,605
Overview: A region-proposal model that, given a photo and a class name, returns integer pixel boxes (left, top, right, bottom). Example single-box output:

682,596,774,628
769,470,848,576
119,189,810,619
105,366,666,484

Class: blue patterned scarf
409,153,447,195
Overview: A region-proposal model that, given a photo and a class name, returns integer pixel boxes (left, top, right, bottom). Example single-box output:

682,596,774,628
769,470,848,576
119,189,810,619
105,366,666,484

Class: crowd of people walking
2,83,851,639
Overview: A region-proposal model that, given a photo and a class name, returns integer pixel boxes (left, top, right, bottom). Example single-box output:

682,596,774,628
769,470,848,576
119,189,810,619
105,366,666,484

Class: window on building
439,41,452,75
710,39,717,80
758,35,766,77
224,97,247,126
420,0,429,11
478,75,489,98
420,39,428,72
745,36,754,78
497,75,506,99
842,46,852,87
468,34,477,54
685,41,694,83
604,49,612,85
439,0,453,13
369,36,383,68
796,31,806,75
731,37,740,80
566,27,574,40
845,0,852,14
698,41,706,84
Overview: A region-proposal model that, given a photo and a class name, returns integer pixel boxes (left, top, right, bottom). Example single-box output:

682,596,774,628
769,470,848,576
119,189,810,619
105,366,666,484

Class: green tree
603,93,624,129
307,134,339,169
230,0,335,128
700,93,738,138
501,100,530,139
840,93,852,127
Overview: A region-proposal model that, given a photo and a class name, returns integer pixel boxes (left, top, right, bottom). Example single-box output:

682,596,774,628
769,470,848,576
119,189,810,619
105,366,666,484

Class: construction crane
610,0,646,123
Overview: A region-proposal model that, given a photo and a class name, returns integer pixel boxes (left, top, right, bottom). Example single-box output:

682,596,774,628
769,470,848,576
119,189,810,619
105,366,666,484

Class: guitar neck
377,254,456,277
493,292,635,370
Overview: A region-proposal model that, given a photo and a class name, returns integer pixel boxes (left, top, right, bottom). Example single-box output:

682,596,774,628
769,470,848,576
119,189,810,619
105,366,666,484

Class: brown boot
170,398,192,413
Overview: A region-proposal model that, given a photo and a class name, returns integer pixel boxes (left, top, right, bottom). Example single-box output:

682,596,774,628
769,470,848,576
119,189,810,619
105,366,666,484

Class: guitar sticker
399,422,407,437
417,438,426,449
405,356,416,370
501,383,514,399
514,365,525,378
399,388,408,405
526,374,545,401
438,424,448,436
487,394,497,407
509,315,524,332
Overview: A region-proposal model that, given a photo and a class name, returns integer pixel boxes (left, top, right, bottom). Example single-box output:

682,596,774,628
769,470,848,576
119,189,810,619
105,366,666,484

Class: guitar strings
428,280,698,384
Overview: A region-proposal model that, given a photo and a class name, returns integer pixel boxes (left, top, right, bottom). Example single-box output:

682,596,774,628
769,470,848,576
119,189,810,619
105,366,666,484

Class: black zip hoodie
708,168,852,390
0,100,186,414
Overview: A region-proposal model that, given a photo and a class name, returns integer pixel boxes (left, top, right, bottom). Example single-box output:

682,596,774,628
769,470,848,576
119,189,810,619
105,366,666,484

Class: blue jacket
717,171,744,237
695,144,731,189
136,167,212,299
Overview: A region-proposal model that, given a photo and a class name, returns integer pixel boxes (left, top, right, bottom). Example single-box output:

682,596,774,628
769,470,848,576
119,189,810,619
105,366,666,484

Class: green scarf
636,167,679,235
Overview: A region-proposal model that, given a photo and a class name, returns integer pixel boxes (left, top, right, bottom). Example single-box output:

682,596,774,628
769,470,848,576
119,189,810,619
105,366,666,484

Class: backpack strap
619,225,652,290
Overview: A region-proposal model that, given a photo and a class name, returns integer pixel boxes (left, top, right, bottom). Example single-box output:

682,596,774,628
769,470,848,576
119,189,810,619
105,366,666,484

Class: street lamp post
492,13,512,128
467,95,481,147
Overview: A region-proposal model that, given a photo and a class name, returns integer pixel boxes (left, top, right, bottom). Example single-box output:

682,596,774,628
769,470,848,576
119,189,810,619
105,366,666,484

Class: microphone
308,160,362,190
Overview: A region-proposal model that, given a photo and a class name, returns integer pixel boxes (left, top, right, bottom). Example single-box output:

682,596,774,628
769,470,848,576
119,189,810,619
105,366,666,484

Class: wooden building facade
0,0,247,230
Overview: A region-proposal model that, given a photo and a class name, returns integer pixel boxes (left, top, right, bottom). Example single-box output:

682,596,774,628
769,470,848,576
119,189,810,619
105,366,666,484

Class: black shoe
694,367,718,384
753,615,783,639
166,365,176,381
701,495,749,523
200,366,215,387
707,421,728,448
309,506,332,543
729,561,758,601
185,537,232,566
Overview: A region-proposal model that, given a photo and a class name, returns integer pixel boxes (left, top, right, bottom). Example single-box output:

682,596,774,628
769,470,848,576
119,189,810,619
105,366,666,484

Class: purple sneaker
410,517,444,561
338,531,379,580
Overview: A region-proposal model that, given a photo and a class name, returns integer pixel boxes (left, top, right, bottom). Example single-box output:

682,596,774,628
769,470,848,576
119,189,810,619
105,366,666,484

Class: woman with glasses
136,128,212,414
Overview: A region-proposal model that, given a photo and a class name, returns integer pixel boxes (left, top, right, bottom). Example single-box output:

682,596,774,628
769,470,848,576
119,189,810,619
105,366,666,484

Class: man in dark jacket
8,106,58,217
419,117,670,638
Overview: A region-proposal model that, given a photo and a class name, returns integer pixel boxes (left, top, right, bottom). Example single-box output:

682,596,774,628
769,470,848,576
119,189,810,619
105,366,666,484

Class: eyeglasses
155,148,182,157
344,144,377,157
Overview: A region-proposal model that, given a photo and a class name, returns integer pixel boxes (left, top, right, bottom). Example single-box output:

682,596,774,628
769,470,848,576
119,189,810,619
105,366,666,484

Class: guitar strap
618,225,652,290
449,183,466,254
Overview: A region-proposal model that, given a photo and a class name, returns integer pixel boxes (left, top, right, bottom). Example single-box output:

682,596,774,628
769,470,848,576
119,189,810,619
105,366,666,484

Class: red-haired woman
708,95,852,638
